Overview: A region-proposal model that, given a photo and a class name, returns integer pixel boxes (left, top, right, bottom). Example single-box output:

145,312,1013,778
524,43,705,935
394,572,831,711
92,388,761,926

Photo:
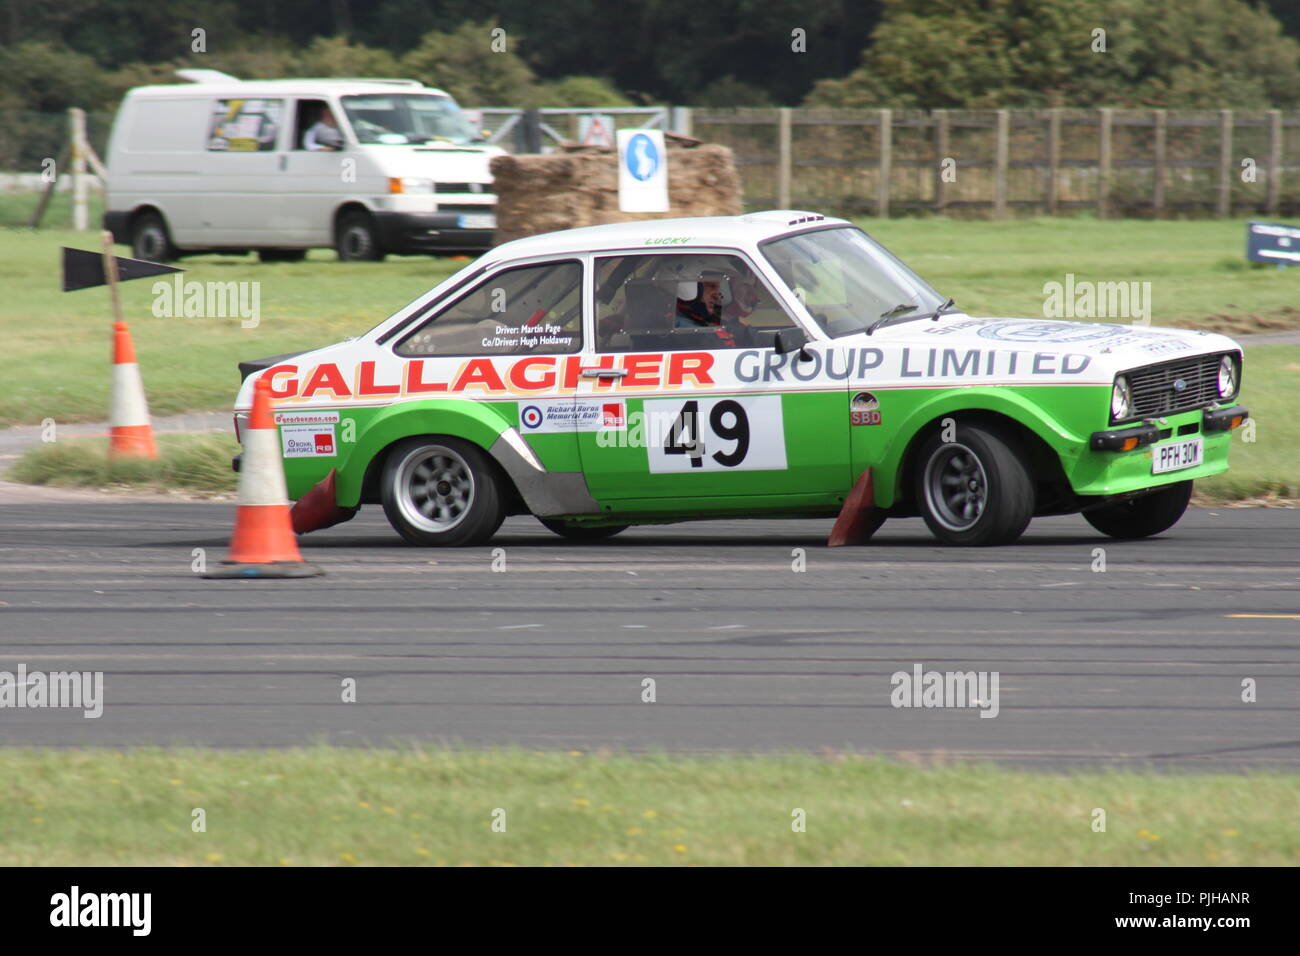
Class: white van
103,70,503,262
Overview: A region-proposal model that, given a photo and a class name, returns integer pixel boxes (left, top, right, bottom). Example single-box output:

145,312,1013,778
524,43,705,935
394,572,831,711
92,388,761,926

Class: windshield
760,226,946,338
340,93,480,145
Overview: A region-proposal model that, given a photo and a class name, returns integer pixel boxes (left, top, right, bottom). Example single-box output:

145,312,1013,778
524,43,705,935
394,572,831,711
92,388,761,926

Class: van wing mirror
773,327,809,355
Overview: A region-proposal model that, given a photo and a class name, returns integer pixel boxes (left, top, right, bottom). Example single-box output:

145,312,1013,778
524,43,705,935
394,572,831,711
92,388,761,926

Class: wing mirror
774,327,811,360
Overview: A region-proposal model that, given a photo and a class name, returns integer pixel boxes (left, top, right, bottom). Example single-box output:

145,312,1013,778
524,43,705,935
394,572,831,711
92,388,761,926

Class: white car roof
489,211,851,261
124,79,449,99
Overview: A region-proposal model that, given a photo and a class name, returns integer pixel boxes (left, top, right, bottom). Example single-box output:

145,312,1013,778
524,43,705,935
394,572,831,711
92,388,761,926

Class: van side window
296,99,340,151
395,261,584,357
207,99,283,152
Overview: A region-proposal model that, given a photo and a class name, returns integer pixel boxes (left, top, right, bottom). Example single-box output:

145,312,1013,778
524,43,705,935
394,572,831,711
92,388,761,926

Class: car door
573,250,851,505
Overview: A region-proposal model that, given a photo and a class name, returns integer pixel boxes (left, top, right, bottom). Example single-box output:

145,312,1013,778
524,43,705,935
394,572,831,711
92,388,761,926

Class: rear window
207,98,284,152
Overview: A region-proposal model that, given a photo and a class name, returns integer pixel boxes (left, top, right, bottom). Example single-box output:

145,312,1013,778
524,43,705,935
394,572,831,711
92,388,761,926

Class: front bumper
372,211,495,254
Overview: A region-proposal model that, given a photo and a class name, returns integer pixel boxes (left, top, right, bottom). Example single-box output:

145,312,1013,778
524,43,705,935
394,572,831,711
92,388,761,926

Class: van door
278,98,349,245
200,97,287,244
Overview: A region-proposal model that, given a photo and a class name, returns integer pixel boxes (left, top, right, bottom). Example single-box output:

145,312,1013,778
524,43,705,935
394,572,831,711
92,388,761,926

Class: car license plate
1151,436,1203,474
458,213,496,230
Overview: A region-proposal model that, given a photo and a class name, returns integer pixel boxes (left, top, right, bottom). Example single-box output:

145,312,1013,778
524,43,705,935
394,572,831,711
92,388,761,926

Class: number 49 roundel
644,396,787,473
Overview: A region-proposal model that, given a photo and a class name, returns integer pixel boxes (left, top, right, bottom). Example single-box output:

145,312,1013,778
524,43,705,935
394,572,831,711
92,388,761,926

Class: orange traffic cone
204,376,322,579
109,321,157,459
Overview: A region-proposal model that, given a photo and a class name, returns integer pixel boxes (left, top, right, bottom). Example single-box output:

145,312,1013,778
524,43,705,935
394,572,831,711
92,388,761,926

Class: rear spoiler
239,352,308,383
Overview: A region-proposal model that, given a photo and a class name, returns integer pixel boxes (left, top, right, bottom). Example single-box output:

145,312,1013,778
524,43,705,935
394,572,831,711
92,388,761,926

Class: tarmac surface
2,490,1296,769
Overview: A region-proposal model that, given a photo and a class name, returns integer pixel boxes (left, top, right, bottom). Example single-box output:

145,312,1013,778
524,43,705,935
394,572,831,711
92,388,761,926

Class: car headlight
1111,375,1132,421
1217,355,1239,399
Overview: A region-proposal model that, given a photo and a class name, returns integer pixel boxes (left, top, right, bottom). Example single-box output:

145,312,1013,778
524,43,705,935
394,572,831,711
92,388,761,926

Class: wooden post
994,109,1008,218
934,109,949,214
1046,109,1060,215
1218,109,1233,218
1153,109,1167,218
878,108,892,218
776,107,792,209
27,143,69,229
1098,108,1112,219
101,230,124,326
70,107,88,232
1268,109,1282,217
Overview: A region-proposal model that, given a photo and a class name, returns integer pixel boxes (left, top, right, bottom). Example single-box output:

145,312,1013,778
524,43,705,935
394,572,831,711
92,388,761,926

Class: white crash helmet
654,257,733,304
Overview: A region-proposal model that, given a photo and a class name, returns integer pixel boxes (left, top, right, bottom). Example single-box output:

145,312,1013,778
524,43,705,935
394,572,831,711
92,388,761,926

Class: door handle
279,155,287,171
580,367,627,379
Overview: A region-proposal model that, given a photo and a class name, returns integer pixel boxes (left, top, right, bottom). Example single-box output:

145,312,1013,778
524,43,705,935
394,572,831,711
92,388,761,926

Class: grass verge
0,747,1296,866
8,433,239,495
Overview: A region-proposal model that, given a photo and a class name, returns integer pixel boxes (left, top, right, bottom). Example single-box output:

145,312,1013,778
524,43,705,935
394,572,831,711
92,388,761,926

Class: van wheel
131,211,177,262
258,249,307,263
336,211,384,262
1083,480,1192,539
914,423,1034,546
381,437,504,546
539,519,628,541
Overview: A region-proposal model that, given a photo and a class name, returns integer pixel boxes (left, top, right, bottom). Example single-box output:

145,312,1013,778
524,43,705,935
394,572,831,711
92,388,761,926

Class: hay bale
490,143,744,244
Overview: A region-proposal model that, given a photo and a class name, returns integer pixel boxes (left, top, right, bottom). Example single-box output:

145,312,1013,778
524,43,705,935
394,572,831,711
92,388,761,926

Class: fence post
1098,108,1112,219
1153,109,1167,218
671,106,693,138
70,107,89,232
777,107,792,209
878,108,892,217
1218,109,1233,218
994,109,1008,218
1268,109,1282,217
1046,109,1060,215
934,109,949,214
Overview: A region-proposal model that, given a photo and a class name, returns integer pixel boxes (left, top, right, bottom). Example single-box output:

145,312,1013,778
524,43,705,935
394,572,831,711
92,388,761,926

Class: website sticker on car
1152,436,1203,474
644,395,787,473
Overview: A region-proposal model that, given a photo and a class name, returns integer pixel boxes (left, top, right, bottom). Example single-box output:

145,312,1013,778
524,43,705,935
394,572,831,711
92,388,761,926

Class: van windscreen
340,93,479,146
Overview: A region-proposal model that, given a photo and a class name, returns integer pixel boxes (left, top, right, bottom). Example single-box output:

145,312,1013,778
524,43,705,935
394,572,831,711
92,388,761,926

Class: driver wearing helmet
673,269,750,347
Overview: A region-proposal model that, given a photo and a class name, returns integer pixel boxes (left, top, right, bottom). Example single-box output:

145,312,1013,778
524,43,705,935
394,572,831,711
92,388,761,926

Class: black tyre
130,211,177,262
1082,480,1192,539
914,422,1034,546
258,249,307,263
539,519,628,541
380,437,505,546
335,211,384,261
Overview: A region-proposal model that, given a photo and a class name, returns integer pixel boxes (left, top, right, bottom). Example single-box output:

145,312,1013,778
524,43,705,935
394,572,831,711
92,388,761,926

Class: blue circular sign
520,405,543,429
625,133,659,182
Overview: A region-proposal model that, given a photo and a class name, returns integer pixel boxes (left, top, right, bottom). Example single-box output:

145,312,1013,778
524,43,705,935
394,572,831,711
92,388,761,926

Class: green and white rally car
231,211,1248,546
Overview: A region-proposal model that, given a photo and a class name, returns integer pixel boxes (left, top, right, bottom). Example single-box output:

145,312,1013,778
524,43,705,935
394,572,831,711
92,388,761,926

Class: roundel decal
975,320,1129,344
520,405,543,429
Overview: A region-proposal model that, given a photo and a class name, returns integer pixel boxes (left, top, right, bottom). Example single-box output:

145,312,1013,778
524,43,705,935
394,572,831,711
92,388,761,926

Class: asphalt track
1,489,1297,769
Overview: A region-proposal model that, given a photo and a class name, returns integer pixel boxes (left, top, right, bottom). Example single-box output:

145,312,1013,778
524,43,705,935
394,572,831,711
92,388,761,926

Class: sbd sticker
850,392,882,426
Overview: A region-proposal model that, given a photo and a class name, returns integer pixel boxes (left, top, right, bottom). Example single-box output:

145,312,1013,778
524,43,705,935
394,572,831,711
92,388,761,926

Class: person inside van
304,107,343,151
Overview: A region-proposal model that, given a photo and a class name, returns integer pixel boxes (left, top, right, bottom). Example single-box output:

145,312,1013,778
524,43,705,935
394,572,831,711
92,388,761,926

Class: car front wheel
380,437,505,546
336,211,384,262
914,423,1034,546
1082,480,1192,539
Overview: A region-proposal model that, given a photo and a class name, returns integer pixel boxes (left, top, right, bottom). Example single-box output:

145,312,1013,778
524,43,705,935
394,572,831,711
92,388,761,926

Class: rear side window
207,99,284,152
395,261,584,357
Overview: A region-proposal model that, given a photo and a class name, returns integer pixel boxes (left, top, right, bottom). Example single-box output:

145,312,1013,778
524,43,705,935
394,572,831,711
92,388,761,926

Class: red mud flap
290,469,360,535
827,468,886,547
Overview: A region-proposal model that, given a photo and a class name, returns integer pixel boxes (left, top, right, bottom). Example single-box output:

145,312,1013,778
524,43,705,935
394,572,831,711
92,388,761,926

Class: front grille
434,182,489,194
1125,353,1227,418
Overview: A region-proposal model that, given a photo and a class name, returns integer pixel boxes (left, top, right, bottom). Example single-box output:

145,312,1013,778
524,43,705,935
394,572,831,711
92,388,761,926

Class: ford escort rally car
230,211,1248,547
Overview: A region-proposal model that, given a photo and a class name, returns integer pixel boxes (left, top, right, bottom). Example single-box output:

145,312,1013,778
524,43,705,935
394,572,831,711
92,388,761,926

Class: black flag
61,247,184,292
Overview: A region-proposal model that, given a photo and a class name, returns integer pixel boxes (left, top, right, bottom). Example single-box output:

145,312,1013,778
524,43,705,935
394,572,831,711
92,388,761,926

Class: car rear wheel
131,211,177,262
1082,480,1192,539
914,423,1034,546
336,211,384,262
539,519,628,541
381,437,504,546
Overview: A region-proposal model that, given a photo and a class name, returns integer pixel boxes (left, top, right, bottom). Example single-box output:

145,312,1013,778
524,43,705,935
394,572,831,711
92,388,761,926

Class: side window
395,261,583,357
207,99,283,152
594,253,796,353
296,99,342,151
